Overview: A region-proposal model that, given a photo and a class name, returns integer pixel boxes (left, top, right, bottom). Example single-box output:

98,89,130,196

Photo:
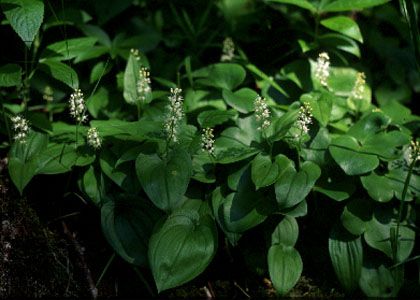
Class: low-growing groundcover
0,0,419,298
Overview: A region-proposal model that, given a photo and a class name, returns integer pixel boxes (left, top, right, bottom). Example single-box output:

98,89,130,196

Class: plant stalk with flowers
68,88,87,148
163,87,184,156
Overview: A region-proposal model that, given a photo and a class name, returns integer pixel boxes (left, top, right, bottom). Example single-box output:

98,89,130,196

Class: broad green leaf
148,208,217,292
81,166,103,206
270,109,299,142
271,216,299,247
361,168,419,202
301,127,332,167
1,0,44,48
322,0,391,12
329,135,379,175
8,131,48,194
39,60,79,89
362,131,410,160
268,245,302,296
329,224,363,292
191,152,215,183
265,0,316,12
314,167,355,201
123,49,151,105
279,59,312,91
136,149,192,211
251,153,281,189
212,187,266,234
326,67,371,101
359,260,399,297
318,33,360,57
100,148,141,194
275,159,321,209
36,143,94,174
222,88,257,113
0,64,21,86
300,91,333,127
197,109,237,128
320,16,363,43
193,63,246,90
90,119,161,141
341,198,373,235
101,195,161,266
87,87,109,119
347,112,390,142
8,157,38,195
41,37,98,61
364,207,415,262
229,165,266,227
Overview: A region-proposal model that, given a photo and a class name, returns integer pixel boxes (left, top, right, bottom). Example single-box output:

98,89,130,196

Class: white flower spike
87,127,102,149
315,52,330,88
221,37,235,62
202,128,215,156
10,115,30,143
254,95,271,131
164,87,184,143
69,89,87,123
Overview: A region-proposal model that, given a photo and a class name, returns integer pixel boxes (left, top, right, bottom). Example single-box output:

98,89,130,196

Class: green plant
0,0,419,297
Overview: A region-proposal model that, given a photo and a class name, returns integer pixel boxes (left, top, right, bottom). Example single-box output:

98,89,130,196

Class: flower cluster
405,140,420,165
201,128,215,156
164,88,184,143
254,96,271,130
10,115,30,143
221,37,235,62
130,48,140,61
137,67,151,102
42,86,54,102
87,127,101,149
351,72,366,99
315,52,330,87
296,102,313,136
69,89,87,123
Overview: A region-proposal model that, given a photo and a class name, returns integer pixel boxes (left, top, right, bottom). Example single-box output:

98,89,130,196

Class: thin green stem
0,99,12,144
395,146,419,262
132,266,155,297
96,253,116,288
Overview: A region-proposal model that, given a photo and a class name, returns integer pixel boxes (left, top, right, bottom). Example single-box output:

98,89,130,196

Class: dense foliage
1,0,419,297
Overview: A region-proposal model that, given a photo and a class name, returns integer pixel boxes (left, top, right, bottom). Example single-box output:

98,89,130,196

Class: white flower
351,72,366,100
164,88,184,143
69,89,87,123
404,140,420,165
254,95,271,130
137,67,151,102
10,115,30,143
130,48,141,61
201,128,215,155
315,52,330,87
296,102,313,136
87,127,101,149
220,37,235,62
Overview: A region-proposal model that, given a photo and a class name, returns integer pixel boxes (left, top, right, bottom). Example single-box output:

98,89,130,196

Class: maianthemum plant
0,0,419,297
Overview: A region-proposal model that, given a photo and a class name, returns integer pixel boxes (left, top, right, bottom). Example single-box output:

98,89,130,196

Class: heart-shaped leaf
300,91,333,127
222,88,257,113
329,135,379,175
271,216,299,247
136,149,192,211
341,198,373,235
101,195,161,266
251,153,281,189
268,244,302,296
275,158,321,209
148,208,217,292
1,0,44,48
193,63,246,90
